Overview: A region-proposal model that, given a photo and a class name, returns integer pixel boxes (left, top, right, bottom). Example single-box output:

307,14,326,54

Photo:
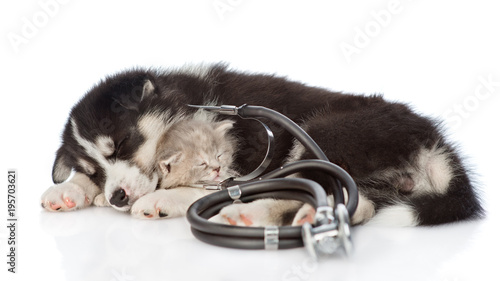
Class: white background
1,0,499,280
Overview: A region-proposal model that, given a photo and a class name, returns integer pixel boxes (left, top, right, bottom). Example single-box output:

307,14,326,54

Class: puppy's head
52,70,168,211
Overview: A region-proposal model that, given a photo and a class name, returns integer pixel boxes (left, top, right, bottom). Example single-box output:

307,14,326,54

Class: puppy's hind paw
212,199,280,227
291,203,316,226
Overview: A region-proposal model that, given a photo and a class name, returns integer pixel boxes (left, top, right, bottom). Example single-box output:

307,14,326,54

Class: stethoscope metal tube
232,119,275,182
186,104,359,259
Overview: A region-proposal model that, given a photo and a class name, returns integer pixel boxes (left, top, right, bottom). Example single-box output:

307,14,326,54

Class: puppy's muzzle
110,188,129,208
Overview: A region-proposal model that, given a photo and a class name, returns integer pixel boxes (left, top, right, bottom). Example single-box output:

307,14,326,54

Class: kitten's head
156,119,237,189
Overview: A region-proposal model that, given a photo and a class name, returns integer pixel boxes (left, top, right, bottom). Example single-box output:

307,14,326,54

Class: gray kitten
156,119,238,189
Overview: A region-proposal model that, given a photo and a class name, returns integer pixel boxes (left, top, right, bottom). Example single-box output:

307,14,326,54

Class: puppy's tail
368,144,484,226
408,144,484,226
410,154,484,225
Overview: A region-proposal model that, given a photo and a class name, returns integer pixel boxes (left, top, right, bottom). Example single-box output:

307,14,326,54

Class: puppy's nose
110,188,129,207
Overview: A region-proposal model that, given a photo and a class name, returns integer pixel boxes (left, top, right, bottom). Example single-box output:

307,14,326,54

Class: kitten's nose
213,167,221,174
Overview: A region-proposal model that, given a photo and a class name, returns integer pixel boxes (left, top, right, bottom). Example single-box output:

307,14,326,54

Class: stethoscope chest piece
302,204,352,260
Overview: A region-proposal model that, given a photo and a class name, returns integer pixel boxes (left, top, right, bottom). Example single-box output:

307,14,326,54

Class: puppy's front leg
41,172,100,211
131,187,215,219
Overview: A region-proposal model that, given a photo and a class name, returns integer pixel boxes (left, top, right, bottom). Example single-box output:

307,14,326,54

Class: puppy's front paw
41,182,91,211
130,189,185,219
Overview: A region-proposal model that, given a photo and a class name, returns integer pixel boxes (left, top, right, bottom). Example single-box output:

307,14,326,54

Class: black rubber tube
237,105,345,206
193,190,314,250
191,228,304,249
187,178,327,240
259,160,358,216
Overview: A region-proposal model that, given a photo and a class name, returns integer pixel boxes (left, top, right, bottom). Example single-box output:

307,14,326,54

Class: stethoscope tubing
186,104,359,252
187,178,327,249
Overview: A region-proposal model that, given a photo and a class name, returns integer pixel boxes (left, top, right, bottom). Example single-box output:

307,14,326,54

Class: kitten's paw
212,199,279,227
131,190,186,219
93,193,111,207
41,182,91,212
291,203,316,226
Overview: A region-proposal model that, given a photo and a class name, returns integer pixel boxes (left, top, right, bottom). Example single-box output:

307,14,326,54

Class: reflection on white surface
32,206,498,281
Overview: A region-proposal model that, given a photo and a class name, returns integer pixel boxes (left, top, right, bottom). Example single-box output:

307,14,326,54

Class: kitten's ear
158,152,182,175
214,120,235,134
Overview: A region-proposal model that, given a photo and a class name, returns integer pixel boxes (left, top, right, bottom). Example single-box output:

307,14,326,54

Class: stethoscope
186,104,358,259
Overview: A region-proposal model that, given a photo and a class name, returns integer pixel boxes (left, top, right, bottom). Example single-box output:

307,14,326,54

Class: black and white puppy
41,64,483,226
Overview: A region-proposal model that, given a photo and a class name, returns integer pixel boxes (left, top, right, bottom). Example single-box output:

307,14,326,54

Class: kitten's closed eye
218,151,231,160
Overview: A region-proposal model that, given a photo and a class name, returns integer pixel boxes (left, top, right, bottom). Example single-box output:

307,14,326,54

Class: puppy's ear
214,120,235,135
52,147,72,183
114,79,156,111
158,152,183,175
141,80,155,100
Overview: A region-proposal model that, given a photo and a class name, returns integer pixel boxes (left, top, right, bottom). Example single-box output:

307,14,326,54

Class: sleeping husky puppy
41,64,483,226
